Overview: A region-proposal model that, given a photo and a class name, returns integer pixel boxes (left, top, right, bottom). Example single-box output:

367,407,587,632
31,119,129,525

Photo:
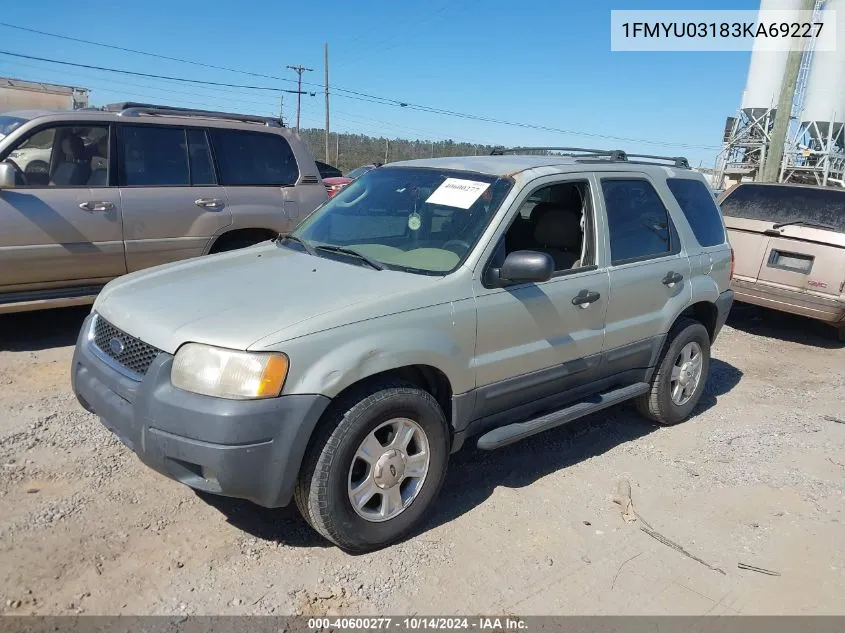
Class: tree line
296,128,499,173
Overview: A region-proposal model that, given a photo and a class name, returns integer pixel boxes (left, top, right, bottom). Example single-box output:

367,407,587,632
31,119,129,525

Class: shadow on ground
196,492,331,549
205,357,742,550
0,306,89,352
727,303,844,349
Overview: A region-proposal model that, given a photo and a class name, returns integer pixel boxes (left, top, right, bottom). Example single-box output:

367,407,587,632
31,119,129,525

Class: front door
472,175,608,419
0,123,124,290
598,175,692,370
118,124,230,272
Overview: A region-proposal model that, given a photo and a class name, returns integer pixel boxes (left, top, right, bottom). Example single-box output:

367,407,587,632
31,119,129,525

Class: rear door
599,175,691,367
207,128,300,233
118,124,231,272
0,122,124,289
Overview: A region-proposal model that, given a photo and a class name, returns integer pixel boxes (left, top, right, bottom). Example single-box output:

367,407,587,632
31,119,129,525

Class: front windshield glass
292,167,513,274
0,115,28,139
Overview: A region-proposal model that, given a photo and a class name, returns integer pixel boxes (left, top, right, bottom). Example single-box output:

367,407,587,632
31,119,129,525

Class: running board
476,382,650,451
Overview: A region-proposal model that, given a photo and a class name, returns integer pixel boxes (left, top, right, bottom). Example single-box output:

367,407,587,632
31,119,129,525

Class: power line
0,39,719,150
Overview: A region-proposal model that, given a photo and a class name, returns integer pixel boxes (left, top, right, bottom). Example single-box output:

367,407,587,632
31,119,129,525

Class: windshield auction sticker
426,178,490,209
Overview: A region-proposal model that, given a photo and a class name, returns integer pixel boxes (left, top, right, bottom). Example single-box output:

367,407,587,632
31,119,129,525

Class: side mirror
497,250,554,284
0,162,16,189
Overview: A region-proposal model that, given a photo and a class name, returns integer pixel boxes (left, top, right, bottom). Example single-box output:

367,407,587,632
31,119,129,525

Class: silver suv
0,103,328,314
71,147,734,552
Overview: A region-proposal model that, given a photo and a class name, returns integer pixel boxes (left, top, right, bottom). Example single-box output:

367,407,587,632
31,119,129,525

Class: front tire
636,318,711,426
294,380,449,552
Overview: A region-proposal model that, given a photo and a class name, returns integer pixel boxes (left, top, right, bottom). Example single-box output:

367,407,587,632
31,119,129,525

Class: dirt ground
0,304,843,616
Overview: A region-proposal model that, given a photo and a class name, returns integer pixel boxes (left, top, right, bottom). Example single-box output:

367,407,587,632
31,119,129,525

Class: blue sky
0,0,761,167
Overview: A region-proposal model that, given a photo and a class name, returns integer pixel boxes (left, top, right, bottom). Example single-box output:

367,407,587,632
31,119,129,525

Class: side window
120,125,189,186
3,124,109,188
496,180,592,273
209,129,298,186
666,178,726,247
187,129,216,185
602,179,673,265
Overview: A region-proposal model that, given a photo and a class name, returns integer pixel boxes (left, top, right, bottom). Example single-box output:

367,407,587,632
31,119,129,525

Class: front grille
92,315,161,377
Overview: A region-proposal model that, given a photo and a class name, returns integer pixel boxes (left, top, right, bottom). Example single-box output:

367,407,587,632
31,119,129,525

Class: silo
799,0,845,144
780,0,845,185
740,0,805,120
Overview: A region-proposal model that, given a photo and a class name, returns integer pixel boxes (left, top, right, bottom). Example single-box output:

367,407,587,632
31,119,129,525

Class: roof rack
101,102,283,127
489,146,689,169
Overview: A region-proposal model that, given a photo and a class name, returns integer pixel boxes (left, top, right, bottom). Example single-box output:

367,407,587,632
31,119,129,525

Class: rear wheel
636,318,711,426
838,327,845,343
294,380,449,552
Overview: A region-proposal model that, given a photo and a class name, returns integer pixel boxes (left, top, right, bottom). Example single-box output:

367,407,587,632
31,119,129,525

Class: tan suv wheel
636,318,711,426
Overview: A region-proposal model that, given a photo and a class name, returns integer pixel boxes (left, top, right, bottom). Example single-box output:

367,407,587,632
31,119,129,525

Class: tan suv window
4,125,109,188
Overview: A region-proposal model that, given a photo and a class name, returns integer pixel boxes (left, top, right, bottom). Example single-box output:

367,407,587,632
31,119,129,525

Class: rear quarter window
666,178,726,247
209,129,298,186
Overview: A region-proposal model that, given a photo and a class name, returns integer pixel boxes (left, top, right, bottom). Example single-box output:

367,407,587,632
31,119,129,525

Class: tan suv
718,182,845,340
0,103,328,314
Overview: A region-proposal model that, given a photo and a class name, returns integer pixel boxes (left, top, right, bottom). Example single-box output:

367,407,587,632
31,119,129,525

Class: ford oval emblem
109,337,125,356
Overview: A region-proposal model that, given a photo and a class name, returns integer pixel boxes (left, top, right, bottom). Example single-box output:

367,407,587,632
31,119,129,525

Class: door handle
79,201,115,212
572,289,601,308
662,271,684,286
195,198,225,210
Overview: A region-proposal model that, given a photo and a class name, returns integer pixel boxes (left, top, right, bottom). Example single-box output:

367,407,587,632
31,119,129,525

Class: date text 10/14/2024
307,617,529,631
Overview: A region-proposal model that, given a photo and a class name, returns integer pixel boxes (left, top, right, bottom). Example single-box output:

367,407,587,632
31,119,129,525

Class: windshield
292,166,512,274
346,165,374,179
720,183,845,233
0,115,28,139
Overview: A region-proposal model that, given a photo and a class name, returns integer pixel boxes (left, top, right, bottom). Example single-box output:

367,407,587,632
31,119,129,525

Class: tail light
326,184,346,199
729,247,735,280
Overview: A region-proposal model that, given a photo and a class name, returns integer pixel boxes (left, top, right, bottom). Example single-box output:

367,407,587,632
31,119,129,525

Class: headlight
171,343,289,400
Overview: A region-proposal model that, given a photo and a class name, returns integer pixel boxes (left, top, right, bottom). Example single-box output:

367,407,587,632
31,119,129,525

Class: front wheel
294,380,449,552
636,318,711,426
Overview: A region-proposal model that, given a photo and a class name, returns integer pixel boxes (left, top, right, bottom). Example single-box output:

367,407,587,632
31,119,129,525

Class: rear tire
636,318,711,426
838,327,845,343
294,379,449,553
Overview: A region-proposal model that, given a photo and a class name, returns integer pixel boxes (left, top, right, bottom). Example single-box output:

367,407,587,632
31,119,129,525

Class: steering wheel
333,178,370,207
441,239,471,255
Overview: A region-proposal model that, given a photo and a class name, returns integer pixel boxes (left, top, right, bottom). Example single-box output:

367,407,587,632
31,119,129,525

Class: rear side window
209,129,298,186
602,179,674,265
720,183,845,232
666,178,726,247
121,125,189,186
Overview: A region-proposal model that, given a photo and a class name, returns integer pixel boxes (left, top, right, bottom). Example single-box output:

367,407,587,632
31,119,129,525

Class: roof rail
489,146,689,169
102,102,283,127
490,146,627,160
625,153,690,169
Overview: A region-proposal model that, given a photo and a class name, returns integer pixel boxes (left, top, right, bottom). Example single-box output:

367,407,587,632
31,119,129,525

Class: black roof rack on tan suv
101,102,283,128
489,146,689,169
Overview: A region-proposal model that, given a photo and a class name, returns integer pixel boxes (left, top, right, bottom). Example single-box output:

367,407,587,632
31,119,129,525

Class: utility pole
761,0,814,182
335,133,340,165
324,43,330,163
384,139,389,163
279,94,284,126
287,64,314,132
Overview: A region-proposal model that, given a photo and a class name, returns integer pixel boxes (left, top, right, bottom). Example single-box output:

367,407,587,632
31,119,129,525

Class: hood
94,242,442,353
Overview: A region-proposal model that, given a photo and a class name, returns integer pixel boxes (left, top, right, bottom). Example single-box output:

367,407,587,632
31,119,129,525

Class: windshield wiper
772,220,835,230
276,233,316,256
314,245,386,271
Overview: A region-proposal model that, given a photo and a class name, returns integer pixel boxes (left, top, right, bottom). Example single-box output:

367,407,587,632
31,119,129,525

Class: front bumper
71,314,330,508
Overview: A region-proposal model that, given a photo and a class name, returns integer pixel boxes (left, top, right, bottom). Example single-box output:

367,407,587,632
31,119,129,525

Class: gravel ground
0,303,843,615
